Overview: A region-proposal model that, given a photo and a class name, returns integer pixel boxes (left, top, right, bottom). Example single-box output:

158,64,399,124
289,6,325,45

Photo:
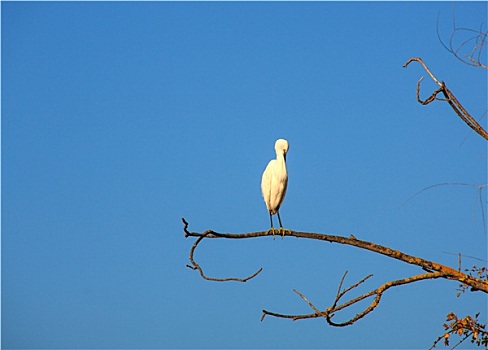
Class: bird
261,138,289,237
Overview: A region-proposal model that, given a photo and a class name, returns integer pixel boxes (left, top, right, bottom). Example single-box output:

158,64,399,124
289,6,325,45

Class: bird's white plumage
261,139,289,228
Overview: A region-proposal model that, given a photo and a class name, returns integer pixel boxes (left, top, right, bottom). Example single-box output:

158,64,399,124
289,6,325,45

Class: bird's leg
277,212,290,238
277,212,285,238
268,213,276,240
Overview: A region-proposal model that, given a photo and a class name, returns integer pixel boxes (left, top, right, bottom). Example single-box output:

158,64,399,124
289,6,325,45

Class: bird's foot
267,228,290,239
267,228,279,240
279,227,291,239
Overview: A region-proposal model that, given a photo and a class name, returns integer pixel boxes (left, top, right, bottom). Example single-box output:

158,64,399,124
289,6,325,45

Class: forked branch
403,57,488,141
262,270,447,326
182,217,488,326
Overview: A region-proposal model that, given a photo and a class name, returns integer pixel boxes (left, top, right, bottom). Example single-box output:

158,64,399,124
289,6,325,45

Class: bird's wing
261,160,275,210
271,169,287,212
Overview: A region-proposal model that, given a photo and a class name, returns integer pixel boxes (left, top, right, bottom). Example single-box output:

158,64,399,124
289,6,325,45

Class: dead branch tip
403,57,421,68
186,228,263,282
182,217,190,237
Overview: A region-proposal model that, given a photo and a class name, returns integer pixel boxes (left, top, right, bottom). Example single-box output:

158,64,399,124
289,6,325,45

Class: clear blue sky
2,1,487,349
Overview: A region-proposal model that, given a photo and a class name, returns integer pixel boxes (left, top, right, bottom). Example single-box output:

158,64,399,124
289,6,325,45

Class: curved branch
404,57,442,85
403,57,488,141
413,77,445,105
183,218,263,282
183,217,488,293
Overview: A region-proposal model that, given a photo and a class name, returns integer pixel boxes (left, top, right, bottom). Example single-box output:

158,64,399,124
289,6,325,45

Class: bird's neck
276,152,287,168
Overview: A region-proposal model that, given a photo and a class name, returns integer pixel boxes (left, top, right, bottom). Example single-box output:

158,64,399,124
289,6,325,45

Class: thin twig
442,251,488,263
337,273,373,301
401,182,486,207
335,271,349,300
401,182,487,233
293,289,329,319
404,57,442,85
437,11,488,69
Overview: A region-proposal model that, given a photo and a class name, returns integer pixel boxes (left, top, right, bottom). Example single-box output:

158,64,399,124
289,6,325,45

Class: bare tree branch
183,218,488,293
182,217,488,326
261,271,447,327
437,12,488,69
183,218,263,282
403,57,488,141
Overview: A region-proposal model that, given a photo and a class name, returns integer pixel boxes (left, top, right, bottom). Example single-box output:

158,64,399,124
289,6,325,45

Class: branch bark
182,217,488,326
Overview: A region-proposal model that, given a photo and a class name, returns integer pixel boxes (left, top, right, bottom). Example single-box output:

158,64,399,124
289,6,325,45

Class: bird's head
274,139,289,157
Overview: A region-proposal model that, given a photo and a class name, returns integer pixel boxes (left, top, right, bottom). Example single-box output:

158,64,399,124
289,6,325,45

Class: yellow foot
268,228,285,240
279,227,291,239
267,228,277,240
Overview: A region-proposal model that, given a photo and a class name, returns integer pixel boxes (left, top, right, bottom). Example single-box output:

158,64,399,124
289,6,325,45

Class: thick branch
183,217,488,293
403,57,488,141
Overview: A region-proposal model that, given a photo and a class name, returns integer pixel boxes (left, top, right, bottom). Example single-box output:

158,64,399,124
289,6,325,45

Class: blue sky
2,1,487,349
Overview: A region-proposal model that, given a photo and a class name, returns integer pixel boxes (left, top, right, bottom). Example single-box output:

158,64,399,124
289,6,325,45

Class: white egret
261,138,289,237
